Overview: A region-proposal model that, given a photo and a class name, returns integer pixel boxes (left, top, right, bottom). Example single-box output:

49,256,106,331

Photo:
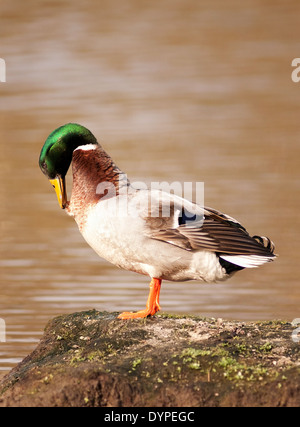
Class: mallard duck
39,123,276,319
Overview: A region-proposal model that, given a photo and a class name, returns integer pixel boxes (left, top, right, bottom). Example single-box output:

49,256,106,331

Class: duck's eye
40,161,48,174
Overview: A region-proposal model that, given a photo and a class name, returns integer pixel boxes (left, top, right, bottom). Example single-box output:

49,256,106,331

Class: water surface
1,0,300,375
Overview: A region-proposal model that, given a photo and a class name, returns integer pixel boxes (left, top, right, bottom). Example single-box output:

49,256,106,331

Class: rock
0,310,299,407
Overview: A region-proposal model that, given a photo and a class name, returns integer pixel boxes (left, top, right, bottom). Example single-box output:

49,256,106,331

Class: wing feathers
143,195,276,261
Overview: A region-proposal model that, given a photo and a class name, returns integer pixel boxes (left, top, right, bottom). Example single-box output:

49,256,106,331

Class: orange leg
118,278,162,320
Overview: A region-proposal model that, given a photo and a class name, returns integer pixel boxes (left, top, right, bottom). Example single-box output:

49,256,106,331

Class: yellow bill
49,176,67,209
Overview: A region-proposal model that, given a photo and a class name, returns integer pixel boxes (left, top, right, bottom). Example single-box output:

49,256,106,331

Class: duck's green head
39,123,98,209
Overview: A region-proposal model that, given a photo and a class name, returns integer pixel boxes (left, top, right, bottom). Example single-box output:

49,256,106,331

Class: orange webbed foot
118,278,162,320
118,308,158,320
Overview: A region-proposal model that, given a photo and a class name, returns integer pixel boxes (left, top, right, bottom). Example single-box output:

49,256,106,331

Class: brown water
1,0,300,375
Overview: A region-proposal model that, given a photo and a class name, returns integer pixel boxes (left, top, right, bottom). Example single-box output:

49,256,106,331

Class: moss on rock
0,310,299,407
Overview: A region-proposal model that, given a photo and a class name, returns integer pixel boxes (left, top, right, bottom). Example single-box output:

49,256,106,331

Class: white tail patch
220,254,274,268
